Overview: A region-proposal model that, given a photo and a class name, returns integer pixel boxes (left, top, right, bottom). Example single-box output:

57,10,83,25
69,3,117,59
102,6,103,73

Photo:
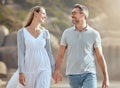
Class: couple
6,4,109,88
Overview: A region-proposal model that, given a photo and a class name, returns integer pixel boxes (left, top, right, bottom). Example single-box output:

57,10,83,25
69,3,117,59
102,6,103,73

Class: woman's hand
52,70,63,83
19,73,26,86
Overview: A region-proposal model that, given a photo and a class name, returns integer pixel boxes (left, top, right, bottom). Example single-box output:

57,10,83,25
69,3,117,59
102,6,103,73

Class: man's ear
82,13,86,19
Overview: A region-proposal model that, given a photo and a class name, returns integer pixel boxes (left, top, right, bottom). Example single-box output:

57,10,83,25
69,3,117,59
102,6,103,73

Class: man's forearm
98,55,109,80
55,55,64,71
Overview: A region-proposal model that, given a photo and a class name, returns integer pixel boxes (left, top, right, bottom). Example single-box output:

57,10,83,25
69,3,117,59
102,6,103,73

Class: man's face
71,8,84,24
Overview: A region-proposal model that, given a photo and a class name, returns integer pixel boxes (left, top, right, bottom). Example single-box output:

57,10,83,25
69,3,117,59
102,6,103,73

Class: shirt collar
73,24,90,31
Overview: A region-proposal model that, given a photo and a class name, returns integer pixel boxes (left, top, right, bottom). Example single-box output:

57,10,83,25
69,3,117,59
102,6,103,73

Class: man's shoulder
87,25,99,34
64,26,74,32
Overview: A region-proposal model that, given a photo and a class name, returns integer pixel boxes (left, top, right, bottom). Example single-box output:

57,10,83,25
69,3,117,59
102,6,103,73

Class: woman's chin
39,20,44,24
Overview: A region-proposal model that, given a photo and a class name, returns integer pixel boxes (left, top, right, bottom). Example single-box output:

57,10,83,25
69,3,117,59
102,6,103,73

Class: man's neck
75,20,87,32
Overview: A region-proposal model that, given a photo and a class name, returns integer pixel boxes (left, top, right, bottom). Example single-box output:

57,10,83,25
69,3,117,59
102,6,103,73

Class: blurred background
0,0,120,88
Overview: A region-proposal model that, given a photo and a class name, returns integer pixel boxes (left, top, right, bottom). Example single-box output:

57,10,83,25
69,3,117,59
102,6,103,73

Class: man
53,4,109,88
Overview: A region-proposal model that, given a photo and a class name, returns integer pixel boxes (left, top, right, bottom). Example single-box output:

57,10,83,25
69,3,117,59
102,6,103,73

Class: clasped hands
52,70,63,83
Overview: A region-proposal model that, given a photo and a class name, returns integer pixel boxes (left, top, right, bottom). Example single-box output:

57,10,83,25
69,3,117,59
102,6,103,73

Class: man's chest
66,31,95,48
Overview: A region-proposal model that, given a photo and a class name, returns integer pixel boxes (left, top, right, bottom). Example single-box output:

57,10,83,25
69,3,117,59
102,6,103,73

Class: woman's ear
34,11,38,17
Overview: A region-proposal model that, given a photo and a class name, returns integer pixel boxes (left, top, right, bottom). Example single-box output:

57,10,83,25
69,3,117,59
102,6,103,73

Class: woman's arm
45,30,55,74
17,29,25,73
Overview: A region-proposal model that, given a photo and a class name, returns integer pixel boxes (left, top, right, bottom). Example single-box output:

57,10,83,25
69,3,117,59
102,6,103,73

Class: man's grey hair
74,4,89,18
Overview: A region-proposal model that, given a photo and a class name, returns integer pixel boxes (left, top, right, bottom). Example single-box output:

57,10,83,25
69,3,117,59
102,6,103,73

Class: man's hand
19,73,26,86
102,78,109,88
52,70,63,83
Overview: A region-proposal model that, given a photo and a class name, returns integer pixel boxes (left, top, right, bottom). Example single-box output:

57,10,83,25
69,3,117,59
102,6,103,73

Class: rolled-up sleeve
45,30,55,73
94,32,102,48
17,29,25,73
60,31,67,46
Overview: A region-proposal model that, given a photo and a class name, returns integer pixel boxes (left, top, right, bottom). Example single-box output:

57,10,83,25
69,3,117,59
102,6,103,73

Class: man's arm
53,45,67,83
94,47,109,88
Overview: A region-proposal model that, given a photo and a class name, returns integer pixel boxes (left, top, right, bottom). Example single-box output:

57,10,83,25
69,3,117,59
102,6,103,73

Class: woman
6,6,54,88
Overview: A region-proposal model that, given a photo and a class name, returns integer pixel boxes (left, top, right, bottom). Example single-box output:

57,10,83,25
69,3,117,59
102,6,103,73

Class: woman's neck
29,22,41,31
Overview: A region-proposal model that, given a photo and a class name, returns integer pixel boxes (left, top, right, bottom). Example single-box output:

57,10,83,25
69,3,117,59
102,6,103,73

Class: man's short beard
72,20,79,24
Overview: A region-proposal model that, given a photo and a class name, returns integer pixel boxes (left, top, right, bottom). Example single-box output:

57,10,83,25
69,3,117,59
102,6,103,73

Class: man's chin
72,21,76,24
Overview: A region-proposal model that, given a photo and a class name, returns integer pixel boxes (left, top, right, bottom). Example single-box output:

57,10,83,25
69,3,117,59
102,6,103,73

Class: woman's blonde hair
24,6,45,27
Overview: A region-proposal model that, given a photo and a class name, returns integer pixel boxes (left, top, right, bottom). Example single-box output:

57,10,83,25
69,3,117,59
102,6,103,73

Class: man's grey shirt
60,25,101,75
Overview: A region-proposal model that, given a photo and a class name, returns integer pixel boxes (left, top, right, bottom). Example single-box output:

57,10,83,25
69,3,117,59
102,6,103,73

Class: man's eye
72,12,76,15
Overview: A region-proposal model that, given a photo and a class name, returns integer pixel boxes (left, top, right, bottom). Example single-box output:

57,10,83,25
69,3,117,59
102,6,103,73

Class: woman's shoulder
42,28,49,34
42,27,48,31
17,27,25,36
18,27,25,33
42,28,50,39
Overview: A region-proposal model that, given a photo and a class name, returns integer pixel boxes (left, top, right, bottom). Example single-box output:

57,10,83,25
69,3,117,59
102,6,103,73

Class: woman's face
35,8,47,23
